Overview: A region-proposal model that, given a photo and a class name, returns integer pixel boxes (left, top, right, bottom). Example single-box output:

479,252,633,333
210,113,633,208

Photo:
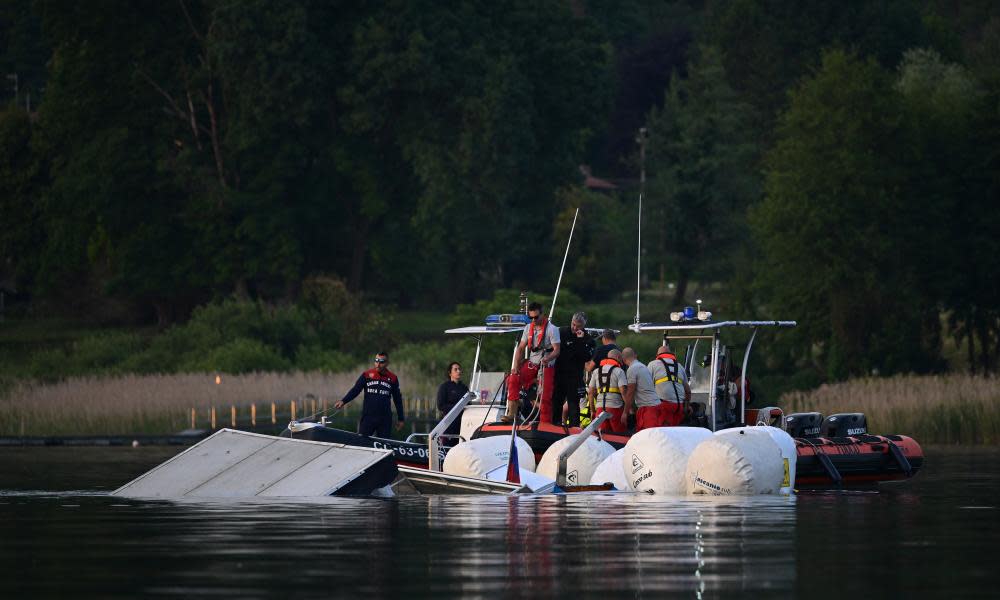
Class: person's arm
620,374,633,426
436,382,448,413
392,380,405,430
544,342,561,366
334,374,365,409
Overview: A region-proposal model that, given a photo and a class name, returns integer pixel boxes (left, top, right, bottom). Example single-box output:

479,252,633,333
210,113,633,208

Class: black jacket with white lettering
341,368,405,421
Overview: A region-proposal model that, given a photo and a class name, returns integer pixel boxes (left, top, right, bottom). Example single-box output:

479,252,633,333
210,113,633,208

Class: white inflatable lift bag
686,429,785,495
622,427,714,494
716,426,796,494
589,448,630,490
535,435,615,487
442,436,536,479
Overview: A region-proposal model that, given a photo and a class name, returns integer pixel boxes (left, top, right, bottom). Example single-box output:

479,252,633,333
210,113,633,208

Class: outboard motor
820,413,868,437
785,412,823,438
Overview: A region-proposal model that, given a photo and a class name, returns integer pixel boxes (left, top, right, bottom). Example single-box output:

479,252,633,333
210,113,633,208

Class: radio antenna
635,127,647,327
550,207,579,320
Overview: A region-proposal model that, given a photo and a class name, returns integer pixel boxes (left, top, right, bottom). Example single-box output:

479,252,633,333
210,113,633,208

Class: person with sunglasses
503,302,560,423
335,351,406,437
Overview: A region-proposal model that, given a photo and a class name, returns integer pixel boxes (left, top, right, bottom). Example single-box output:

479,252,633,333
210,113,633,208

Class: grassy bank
0,368,440,437
780,374,1000,445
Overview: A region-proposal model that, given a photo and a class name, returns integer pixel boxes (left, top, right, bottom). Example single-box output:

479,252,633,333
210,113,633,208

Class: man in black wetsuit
551,312,595,426
335,351,405,437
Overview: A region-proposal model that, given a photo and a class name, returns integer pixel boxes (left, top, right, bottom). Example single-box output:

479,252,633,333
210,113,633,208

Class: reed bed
0,368,440,436
780,374,1000,445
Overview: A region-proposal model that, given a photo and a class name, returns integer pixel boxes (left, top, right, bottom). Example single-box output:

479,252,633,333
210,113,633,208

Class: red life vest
527,317,550,352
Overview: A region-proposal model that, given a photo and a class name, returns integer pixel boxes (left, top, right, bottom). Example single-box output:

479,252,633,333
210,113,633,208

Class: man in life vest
551,311,595,426
335,351,406,437
622,347,661,432
503,302,561,423
587,348,630,433
647,342,691,426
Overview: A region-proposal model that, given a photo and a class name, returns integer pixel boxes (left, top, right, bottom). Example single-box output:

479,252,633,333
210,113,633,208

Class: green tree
643,46,759,305
752,49,940,379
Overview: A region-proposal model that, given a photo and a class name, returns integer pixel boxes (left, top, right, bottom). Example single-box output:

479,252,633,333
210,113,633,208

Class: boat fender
589,448,630,490
536,435,615,486
686,431,784,495
622,427,714,494
442,435,536,479
716,426,796,494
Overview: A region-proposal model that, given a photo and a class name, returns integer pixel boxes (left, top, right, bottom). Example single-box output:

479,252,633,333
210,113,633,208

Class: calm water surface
1,445,996,598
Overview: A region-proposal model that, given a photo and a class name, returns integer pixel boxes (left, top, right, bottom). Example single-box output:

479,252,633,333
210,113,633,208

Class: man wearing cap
335,351,406,437
647,342,691,426
503,302,560,423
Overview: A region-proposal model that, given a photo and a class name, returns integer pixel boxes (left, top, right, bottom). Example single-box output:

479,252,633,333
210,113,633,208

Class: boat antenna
549,207,579,321
635,127,648,327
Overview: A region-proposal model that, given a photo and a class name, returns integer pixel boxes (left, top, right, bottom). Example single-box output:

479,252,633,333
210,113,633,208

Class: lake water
1,445,996,598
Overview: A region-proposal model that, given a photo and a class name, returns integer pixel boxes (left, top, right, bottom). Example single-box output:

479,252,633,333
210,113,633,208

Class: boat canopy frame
629,319,797,431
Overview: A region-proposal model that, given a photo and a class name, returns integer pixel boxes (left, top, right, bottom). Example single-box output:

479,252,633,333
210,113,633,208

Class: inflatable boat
471,418,924,489
286,306,924,490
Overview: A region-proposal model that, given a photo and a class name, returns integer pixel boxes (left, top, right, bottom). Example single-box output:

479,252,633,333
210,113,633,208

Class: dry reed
780,374,1000,445
0,367,440,436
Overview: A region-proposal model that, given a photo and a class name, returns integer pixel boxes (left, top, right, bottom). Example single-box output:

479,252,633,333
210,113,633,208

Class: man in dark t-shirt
590,329,620,366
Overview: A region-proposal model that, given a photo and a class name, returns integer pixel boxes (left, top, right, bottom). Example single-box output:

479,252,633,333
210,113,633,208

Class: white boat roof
445,325,618,336
446,325,523,335
629,320,797,332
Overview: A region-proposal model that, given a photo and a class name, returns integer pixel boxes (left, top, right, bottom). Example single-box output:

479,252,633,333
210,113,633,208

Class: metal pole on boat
470,336,483,395
635,127,647,327
709,331,721,432
740,327,759,425
428,392,474,471
556,411,611,487
549,207,580,321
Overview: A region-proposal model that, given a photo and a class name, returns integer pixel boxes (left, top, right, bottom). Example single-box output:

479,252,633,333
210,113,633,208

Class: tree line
2,1,998,382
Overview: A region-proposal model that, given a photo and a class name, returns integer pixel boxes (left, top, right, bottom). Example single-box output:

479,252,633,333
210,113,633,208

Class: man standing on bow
503,302,560,424
335,351,406,437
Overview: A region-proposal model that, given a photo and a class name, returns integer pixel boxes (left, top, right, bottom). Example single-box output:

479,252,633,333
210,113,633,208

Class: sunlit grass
0,368,440,436
780,374,1000,445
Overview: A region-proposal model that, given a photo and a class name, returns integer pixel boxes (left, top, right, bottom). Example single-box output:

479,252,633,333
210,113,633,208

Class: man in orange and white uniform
647,342,691,426
587,349,629,433
503,302,561,423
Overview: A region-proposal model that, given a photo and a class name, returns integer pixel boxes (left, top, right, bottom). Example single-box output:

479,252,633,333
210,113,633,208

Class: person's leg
635,406,657,432
358,416,376,437
550,377,569,425
661,402,683,426
538,365,555,424
595,406,625,433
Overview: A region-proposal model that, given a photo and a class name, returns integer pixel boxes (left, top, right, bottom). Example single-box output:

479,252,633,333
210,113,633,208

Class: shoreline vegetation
780,375,1000,445
2,369,997,445
0,368,441,438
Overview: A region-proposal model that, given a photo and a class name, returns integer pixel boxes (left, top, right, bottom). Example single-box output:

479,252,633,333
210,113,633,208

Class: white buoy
622,427,714,494
589,448,630,490
716,426,796,494
442,435,536,479
686,430,785,495
536,435,615,487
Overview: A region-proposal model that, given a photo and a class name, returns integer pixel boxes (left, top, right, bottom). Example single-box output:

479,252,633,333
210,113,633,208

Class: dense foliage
2,1,999,384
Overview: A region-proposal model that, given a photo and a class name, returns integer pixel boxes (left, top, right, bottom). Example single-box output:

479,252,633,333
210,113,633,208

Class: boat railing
427,391,475,471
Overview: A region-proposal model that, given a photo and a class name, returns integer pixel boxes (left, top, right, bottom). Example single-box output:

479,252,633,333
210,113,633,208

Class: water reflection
3,447,999,598
1,489,797,598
